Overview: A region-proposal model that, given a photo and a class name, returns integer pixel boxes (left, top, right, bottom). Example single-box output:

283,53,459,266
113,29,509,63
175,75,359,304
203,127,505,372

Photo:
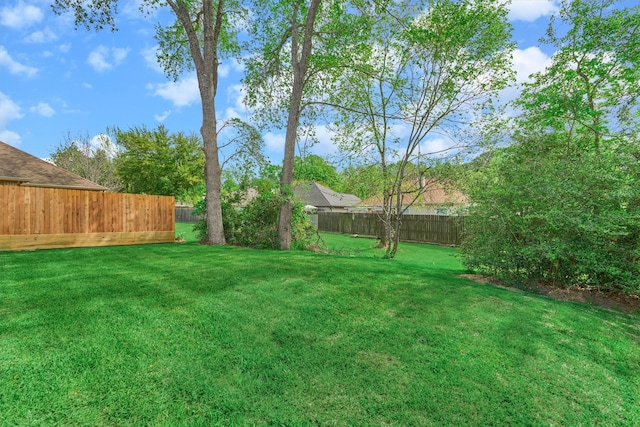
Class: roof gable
0,141,106,191
294,182,361,208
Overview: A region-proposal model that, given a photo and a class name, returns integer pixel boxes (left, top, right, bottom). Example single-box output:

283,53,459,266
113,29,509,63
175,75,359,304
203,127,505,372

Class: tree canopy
111,125,205,202
50,132,122,192
331,0,514,257
293,154,341,190
461,0,640,293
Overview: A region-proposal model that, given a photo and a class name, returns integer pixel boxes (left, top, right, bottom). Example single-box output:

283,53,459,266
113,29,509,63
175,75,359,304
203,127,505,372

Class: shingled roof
0,141,106,191
359,178,468,207
293,182,361,209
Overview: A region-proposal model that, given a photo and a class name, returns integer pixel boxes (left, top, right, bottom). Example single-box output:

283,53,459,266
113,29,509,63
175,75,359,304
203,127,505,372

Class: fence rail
0,185,175,250
317,212,465,246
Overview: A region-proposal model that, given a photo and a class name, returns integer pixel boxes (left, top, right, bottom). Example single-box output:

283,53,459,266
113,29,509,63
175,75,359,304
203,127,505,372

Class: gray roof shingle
0,141,106,191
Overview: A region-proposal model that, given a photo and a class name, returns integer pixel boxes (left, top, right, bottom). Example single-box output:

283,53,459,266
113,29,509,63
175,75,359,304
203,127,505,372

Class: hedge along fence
0,184,175,251
317,212,465,246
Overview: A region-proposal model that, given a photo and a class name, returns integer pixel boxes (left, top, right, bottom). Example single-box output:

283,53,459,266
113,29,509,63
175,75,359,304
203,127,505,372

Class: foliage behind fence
317,212,465,246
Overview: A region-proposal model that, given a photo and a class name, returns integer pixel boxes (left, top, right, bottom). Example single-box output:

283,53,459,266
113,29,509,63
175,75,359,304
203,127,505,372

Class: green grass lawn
0,224,638,426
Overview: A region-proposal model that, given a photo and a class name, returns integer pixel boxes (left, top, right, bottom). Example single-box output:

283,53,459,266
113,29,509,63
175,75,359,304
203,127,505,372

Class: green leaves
293,155,341,190
463,0,640,293
52,0,119,31
110,124,205,202
519,0,640,145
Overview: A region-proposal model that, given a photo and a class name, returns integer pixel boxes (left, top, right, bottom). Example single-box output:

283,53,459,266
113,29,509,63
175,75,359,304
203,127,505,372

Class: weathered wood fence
175,207,201,223
317,212,465,246
0,185,175,251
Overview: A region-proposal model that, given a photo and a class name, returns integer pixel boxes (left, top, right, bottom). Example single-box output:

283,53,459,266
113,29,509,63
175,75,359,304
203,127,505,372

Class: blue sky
0,0,591,161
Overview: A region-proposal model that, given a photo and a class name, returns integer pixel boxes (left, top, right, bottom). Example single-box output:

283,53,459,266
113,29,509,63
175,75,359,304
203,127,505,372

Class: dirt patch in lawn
461,274,640,314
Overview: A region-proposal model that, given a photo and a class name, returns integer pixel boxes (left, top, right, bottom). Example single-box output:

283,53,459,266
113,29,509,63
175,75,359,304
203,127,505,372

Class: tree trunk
379,189,392,249
175,0,225,246
386,177,405,259
278,104,300,249
278,0,321,250
202,112,226,245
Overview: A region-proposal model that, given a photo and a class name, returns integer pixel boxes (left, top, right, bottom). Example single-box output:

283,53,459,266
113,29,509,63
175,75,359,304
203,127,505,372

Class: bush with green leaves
193,189,318,250
462,139,640,294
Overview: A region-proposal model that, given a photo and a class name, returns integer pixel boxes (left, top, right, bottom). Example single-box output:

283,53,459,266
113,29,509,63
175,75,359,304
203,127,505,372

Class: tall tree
52,0,247,245
50,132,122,191
244,0,374,249
332,0,514,257
462,0,640,292
111,125,205,201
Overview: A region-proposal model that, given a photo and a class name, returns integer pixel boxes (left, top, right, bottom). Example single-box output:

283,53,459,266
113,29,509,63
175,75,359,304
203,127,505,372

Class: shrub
461,146,640,295
193,189,319,250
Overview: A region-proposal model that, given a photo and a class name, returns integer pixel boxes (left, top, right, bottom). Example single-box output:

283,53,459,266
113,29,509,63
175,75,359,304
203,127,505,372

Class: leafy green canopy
462,0,640,293
111,125,205,202
293,154,341,190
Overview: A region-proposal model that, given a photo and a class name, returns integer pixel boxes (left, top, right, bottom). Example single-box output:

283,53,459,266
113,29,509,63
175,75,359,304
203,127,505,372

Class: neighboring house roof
0,141,107,191
294,182,361,208
359,178,468,207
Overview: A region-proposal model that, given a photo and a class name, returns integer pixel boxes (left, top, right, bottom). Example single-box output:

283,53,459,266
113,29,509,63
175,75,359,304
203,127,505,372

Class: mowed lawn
1,224,638,426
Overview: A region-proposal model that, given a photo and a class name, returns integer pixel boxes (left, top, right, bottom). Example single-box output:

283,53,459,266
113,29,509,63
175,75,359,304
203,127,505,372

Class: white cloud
0,129,21,146
141,45,163,73
218,58,244,79
83,82,92,89
218,63,230,78
418,137,455,158
304,125,338,157
59,43,71,53
112,47,129,63
29,102,55,117
0,92,23,126
148,74,200,107
0,45,38,78
122,0,158,19
0,2,43,29
231,57,245,73
223,107,240,120
24,28,57,44
0,91,23,146
264,131,285,154
91,134,119,158
508,0,559,22
224,83,249,118
513,46,552,83
87,45,130,72
154,110,171,122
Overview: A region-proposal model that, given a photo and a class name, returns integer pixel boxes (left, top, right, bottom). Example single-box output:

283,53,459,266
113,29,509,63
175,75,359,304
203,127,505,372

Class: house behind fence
317,212,465,246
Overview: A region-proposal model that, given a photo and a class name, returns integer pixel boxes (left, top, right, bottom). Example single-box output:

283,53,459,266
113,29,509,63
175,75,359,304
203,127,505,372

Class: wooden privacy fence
317,212,465,246
175,206,201,223
0,184,175,251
